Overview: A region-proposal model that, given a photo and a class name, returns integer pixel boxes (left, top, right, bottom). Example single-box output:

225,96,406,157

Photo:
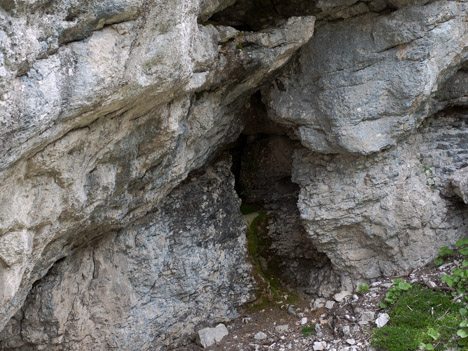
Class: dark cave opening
228,91,337,297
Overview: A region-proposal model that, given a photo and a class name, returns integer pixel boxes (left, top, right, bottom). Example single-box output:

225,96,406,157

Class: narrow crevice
228,91,337,298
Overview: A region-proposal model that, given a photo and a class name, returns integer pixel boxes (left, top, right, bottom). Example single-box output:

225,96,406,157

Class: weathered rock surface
1,0,468,349
0,158,253,350
451,167,468,204
0,0,315,332
265,1,468,154
293,108,468,289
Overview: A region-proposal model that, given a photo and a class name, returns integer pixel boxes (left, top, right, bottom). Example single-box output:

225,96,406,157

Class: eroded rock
293,108,468,289
265,1,468,154
451,167,468,204
0,0,315,331
0,158,253,350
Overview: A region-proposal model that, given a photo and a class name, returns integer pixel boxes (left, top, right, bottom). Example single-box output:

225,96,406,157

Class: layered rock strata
293,107,468,289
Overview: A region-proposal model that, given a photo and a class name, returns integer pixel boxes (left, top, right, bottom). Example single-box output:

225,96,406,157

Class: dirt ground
176,257,458,351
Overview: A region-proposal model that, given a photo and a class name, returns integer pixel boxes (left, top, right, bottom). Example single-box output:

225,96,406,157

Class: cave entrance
229,91,337,298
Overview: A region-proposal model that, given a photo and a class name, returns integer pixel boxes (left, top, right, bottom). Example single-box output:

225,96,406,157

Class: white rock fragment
313,341,327,350
346,338,356,345
301,317,308,325
375,313,390,328
359,311,375,325
342,325,351,336
325,300,335,309
275,324,289,333
254,331,267,340
312,298,326,310
334,291,351,302
197,324,229,348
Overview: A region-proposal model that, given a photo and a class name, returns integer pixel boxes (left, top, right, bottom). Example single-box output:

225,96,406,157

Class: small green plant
236,44,244,50
458,319,468,348
440,238,468,297
379,279,412,309
434,246,455,266
302,325,315,337
357,283,370,294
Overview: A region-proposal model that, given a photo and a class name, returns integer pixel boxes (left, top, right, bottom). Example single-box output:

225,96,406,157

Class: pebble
301,317,307,325
375,313,390,328
346,338,356,345
342,325,351,336
312,298,326,310
359,311,375,325
275,324,289,333
288,306,296,315
254,331,267,340
313,341,327,350
197,324,229,348
325,301,335,309
334,291,351,302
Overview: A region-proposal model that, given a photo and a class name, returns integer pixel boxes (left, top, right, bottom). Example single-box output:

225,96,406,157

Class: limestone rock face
1,0,468,349
0,0,315,333
452,167,468,204
265,1,468,154
0,158,254,351
292,108,468,289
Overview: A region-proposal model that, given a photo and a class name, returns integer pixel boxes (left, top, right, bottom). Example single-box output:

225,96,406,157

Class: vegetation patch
357,283,370,295
241,203,299,312
372,238,468,351
301,326,315,337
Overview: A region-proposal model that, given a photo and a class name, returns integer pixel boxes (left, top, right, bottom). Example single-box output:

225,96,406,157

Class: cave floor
178,259,457,351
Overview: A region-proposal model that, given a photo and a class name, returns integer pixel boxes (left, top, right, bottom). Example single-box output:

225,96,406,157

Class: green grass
302,326,315,337
371,284,463,351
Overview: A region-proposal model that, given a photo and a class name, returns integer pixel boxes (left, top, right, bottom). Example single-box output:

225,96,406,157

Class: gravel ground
176,256,459,351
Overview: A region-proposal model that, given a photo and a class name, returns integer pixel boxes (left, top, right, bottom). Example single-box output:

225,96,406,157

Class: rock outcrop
0,0,468,349
0,158,253,350
265,1,467,154
293,108,468,289
0,0,315,334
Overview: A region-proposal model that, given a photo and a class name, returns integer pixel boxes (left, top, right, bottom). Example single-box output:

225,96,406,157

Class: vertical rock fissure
229,92,340,298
